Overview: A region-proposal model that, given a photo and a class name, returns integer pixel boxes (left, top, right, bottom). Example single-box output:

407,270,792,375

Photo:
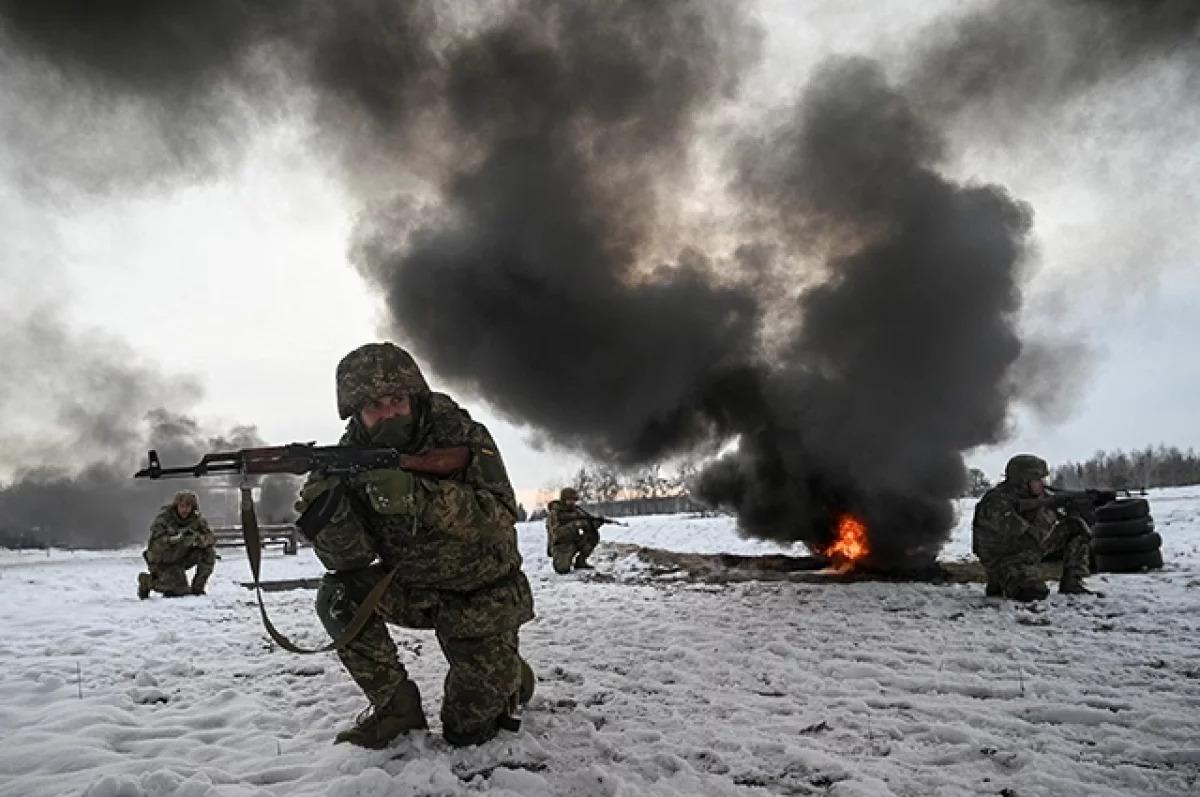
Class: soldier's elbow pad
313,517,378,572
297,479,377,571
297,480,348,542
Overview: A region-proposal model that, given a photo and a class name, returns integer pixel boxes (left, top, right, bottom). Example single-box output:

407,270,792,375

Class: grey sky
1,0,1197,504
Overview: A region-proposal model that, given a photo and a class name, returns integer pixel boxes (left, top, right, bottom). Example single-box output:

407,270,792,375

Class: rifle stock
399,446,471,477
581,509,628,527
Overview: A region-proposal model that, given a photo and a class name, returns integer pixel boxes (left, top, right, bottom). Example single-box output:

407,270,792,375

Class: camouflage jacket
971,480,1057,562
145,505,215,566
546,500,592,535
306,392,523,592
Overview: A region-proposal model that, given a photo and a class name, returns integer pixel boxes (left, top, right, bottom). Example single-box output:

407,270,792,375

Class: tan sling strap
240,486,399,655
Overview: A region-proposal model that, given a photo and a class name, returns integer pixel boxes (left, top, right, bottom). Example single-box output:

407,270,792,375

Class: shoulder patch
475,446,509,484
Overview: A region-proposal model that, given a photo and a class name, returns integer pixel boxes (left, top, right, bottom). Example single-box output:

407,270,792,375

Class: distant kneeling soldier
138,490,216,599
972,454,1092,601
545,487,600,574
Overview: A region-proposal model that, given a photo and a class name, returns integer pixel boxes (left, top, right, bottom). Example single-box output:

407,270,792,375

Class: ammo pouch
353,468,417,516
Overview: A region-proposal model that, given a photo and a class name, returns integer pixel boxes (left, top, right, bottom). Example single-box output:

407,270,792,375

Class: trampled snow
1,491,1198,796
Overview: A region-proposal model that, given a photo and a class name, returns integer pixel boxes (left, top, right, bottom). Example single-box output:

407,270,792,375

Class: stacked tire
1091,498,1163,573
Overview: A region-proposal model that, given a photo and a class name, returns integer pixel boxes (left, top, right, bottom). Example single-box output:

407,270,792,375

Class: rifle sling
240,486,397,655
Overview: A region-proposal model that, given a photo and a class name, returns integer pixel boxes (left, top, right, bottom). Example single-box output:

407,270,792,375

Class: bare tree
594,466,623,501
963,468,991,498
632,463,670,499
670,457,701,496
569,467,597,502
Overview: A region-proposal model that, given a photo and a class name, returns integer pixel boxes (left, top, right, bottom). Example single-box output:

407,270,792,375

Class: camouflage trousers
551,521,599,574
980,518,1091,600
316,564,534,746
146,547,215,597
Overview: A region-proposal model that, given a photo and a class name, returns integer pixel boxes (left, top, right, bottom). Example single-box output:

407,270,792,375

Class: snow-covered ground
1,491,1198,797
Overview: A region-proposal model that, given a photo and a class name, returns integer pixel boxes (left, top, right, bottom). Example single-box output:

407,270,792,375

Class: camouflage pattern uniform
295,343,535,749
138,491,216,599
972,454,1091,601
546,488,600,574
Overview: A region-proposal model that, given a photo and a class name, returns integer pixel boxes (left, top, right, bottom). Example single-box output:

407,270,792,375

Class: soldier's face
177,502,194,518
360,395,412,429
1028,478,1045,496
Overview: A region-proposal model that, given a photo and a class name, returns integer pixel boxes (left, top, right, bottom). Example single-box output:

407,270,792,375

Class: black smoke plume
352,1,763,462
695,59,1032,565
2,1,1188,566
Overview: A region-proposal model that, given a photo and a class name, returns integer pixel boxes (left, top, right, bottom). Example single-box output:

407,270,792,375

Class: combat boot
984,577,1002,597
573,556,594,570
334,681,428,748
1058,578,1093,596
1008,581,1050,602
190,575,209,596
137,572,152,600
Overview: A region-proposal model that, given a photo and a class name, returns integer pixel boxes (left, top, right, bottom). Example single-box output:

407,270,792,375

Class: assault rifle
132,443,471,656
1018,486,1117,526
580,508,628,528
133,443,470,481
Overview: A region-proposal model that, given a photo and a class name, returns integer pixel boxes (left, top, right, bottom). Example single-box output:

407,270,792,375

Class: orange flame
825,513,870,572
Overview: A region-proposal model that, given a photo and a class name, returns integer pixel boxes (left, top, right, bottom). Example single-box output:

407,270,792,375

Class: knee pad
315,574,358,639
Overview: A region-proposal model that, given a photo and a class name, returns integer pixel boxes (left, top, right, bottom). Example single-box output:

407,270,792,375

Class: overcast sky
1,0,1197,504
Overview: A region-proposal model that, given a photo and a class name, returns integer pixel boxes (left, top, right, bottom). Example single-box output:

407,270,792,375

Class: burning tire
1092,531,1162,557
1091,516,1155,539
1095,498,1150,523
1093,548,1163,573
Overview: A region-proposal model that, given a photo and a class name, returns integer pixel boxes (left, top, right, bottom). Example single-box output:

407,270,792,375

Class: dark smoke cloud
0,0,443,195
692,58,1032,565
907,0,1200,124
0,315,297,549
0,0,300,194
353,1,763,463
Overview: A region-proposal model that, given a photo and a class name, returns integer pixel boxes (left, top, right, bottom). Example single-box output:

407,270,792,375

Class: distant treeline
964,444,1200,497
538,462,696,506
1050,445,1200,490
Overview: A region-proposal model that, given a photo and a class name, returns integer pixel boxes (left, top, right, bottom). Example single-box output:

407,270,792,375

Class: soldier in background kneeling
545,487,600,574
137,491,216,599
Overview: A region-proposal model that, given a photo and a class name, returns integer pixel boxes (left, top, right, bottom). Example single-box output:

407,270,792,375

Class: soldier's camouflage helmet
1005,454,1049,483
173,490,199,509
560,487,579,502
336,342,431,420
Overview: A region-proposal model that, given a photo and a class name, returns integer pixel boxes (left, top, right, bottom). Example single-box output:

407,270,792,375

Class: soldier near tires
137,491,216,599
294,342,535,749
972,454,1096,601
545,487,605,574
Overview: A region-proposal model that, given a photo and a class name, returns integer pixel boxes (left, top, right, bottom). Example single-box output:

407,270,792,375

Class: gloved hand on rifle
1046,493,1078,510
175,529,209,549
